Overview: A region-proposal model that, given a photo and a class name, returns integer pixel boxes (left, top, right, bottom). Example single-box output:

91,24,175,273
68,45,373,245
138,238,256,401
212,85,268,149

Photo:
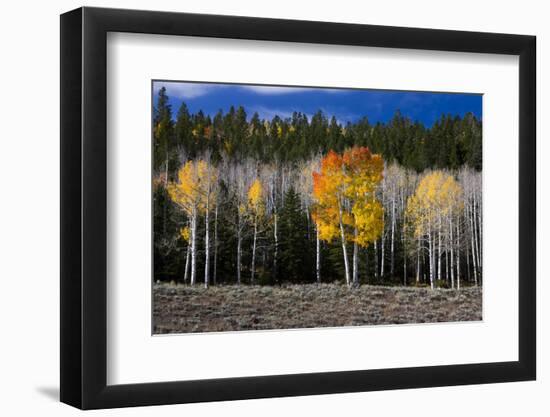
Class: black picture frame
60,6,536,410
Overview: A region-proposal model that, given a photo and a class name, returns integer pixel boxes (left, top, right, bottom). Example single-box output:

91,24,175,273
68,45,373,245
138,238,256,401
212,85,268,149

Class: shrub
435,279,449,289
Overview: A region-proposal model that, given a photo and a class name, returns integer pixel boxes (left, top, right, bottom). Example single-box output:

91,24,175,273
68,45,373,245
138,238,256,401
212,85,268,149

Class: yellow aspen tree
440,175,464,289
167,160,206,285
247,178,265,284
343,147,384,286
406,171,463,289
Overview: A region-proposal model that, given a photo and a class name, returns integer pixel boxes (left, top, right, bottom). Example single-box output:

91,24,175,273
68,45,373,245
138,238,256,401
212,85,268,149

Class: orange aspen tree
313,147,384,287
313,151,351,285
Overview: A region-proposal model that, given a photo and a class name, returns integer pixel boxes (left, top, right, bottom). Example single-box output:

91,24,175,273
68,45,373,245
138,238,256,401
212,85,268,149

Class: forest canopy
154,87,482,172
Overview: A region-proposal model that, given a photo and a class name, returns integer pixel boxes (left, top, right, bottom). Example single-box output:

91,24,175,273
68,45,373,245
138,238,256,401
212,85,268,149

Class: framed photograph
60,6,536,409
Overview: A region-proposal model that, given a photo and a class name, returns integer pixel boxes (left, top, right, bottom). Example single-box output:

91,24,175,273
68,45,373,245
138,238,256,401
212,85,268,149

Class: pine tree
153,87,173,174
175,102,192,154
279,188,311,283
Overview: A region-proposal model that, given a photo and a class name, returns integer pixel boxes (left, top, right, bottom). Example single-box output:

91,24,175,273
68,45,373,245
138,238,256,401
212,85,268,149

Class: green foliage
435,279,450,289
152,184,186,281
256,269,273,286
278,188,313,283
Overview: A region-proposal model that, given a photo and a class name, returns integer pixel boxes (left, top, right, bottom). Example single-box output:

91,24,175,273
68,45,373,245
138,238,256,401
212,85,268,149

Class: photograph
152,81,483,334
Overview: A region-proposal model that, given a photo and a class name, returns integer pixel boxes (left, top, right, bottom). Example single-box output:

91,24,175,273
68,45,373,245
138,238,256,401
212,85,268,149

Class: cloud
241,85,314,95
241,85,350,95
318,107,359,124
153,82,220,99
153,81,350,99
248,105,356,125
248,106,294,121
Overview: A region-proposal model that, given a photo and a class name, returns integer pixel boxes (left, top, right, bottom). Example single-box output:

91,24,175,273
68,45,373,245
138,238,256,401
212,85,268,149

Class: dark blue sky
153,81,482,127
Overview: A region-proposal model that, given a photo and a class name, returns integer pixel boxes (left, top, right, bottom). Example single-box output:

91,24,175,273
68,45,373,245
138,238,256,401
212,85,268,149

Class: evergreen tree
279,188,312,283
175,102,192,150
153,87,174,173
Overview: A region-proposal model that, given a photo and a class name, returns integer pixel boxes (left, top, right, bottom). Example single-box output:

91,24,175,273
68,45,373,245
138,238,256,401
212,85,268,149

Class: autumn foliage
312,147,384,286
406,171,464,289
406,171,463,239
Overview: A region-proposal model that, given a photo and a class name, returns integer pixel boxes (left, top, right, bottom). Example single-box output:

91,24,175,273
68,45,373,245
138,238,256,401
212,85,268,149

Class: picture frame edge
60,6,537,410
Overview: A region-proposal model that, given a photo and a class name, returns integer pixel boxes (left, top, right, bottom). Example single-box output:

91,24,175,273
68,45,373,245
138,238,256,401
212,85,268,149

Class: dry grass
153,283,482,334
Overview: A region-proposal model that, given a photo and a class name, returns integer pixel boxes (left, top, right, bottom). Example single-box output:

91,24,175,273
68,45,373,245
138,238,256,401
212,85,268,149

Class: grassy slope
153,283,482,334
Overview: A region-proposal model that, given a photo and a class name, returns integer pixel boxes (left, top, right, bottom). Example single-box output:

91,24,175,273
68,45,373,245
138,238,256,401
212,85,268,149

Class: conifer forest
152,82,483,333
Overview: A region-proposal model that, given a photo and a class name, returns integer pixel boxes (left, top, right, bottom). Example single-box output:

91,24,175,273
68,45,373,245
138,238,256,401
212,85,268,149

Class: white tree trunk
402,229,406,286
184,242,190,284
466,243,471,283
352,227,359,287
390,198,395,276
450,216,454,289
469,204,478,286
456,221,461,290
273,211,278,282
364,243,369,285
190,210,197,285
237,213,242,285
428,231,434,290
445,250,449,284
213,204,218,285
437,213,442,282
380,221,385,278
316,226,321,284
204,199,210,289
473,196,481,280
251,219,258,284
477,197,482,275
416,236,420,283
400,186,406,285
338,203,351,287
374,240,379,279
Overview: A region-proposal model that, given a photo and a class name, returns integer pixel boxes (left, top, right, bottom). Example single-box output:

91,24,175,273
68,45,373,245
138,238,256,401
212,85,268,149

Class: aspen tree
406,171,463,289
247,179,265,284
313,147,384,287
167,160,207,285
